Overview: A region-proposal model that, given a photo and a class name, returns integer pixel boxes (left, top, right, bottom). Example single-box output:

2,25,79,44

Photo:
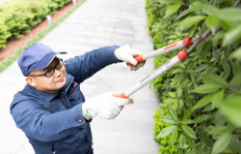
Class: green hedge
146,0,241,153
0,0,74,48
0,0,86,73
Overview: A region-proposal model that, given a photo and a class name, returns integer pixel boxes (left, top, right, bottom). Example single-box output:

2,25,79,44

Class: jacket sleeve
11,98,87,142
64,45,121,84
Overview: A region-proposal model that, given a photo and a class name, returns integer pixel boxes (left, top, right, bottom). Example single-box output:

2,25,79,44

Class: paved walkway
0,0,160,153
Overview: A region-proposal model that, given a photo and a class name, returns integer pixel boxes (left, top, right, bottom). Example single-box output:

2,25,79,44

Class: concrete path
0,0,160,153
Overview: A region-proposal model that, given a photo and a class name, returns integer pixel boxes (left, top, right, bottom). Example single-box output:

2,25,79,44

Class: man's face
27,58,67,93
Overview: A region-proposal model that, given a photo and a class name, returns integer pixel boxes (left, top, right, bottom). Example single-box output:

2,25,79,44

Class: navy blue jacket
10,46,120,154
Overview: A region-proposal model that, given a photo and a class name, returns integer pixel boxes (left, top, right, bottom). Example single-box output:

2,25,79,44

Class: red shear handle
126,55,145,66
177,49,188,61
118,92,128,98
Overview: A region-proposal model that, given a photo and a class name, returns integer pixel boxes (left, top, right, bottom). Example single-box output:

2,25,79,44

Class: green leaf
208,126,228,135
158,0,182,4
161,115,177,124
172,68,180,74
239,140,241,154
179,16,206,30
158,126,177,137
192,84,221,94
167,105,178,122
170,126,178,145
202,104,213,112
172,100,178,110
212,90,225,107
229,135,239,147
188,24,198,37
177,87,183,97
205,15,219,34
164,98,175,104
178,100,184,110
231,47,241,59
214,111,224,126
189,1,202,12
222,61,231,76
181,124,196,139
189,0,208,4
212,132,232,153
195,64,209,72
183,107,193,120
203,125,215,133
217,96,241,126
168,92,175,98
229,73,241,86
216,8,241,22
165,4,182,18
223,147,234,153
184,134,195,149
193,115,210,123
201,4,220,16
220,20,232,30
222,25,241,47
176,9,191,20
202,74,228,87
192,93,215,111
196,129,212,147
232,61,241,76
179,63,185,68
179,134,186,148
176,144,189,149
180,119,195,124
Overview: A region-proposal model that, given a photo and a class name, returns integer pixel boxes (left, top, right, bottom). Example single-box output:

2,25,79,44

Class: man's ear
26,77,36,87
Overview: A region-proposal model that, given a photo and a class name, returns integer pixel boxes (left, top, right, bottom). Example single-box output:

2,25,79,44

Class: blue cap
18,43,59,76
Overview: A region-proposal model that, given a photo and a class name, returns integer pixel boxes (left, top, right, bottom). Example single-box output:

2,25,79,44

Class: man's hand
115,45,146,71
82,92,134,120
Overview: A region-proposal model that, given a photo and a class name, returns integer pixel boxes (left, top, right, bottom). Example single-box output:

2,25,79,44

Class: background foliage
0,0,86,73
146,0,241,153
0,0,73,49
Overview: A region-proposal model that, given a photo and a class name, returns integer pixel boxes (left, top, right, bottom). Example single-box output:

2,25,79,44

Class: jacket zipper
62,92,70,109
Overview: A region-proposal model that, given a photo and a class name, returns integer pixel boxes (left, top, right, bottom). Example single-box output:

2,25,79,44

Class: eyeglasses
28,58,65,78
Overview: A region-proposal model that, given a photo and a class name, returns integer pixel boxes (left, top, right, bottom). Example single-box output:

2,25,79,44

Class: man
10,43,145,154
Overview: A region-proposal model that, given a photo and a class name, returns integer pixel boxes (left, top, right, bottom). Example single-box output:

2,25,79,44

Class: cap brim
32,52,59,71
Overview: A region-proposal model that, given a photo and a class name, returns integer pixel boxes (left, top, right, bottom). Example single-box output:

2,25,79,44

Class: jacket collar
26,74,74,103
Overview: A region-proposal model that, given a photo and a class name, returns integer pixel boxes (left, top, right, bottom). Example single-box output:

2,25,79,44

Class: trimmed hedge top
0,0,72,48
0,0,86,73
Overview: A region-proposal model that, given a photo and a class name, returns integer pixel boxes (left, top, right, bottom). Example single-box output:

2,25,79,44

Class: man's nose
54,69,62,78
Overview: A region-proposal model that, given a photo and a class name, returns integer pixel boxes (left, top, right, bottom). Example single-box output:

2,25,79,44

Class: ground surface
0,0,160,153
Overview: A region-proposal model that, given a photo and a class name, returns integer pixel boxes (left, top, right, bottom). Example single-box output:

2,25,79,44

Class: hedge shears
118,26,222,98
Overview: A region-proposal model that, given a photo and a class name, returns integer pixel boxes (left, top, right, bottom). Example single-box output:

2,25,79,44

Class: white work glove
115,44,146,71
82,92,134,120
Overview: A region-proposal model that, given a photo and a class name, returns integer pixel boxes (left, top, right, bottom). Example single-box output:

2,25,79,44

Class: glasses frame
28,58,64,78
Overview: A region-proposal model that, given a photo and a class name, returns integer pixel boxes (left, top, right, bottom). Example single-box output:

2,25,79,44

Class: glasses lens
46,69,55,77
56,59,63,70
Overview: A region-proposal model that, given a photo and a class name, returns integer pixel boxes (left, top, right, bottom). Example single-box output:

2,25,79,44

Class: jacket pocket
67,82,85,107
44,100,65,113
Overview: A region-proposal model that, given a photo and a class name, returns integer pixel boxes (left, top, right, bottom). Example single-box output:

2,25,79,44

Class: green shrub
0,0,73,48
0,0,86,73
146,0,241,153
